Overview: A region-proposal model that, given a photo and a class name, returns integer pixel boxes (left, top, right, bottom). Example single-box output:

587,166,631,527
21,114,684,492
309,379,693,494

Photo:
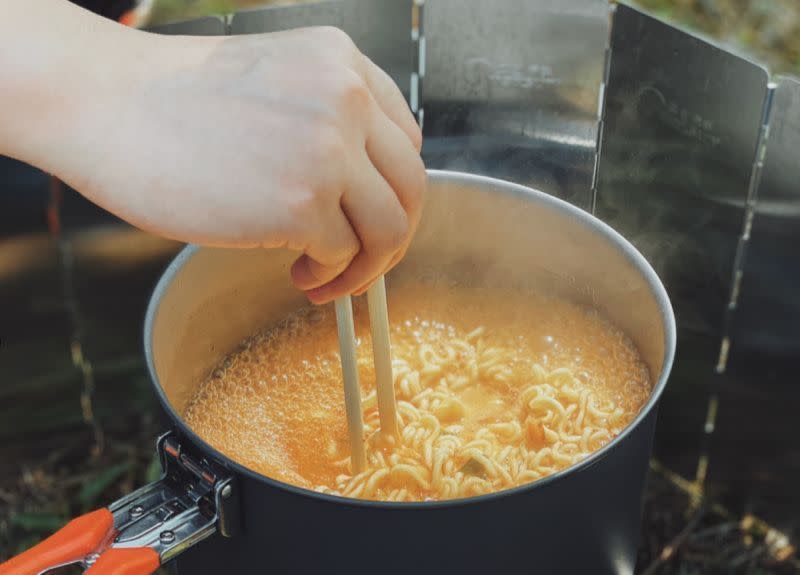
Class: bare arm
0,0,426,303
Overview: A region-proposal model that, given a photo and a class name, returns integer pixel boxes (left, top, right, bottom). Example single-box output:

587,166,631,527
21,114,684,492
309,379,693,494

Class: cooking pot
0,171,675,575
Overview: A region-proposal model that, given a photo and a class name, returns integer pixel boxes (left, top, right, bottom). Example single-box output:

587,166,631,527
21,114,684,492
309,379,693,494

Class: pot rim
144,169,676,509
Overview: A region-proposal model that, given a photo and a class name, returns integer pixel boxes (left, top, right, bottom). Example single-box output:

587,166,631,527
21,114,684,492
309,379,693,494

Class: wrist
0,0,154,184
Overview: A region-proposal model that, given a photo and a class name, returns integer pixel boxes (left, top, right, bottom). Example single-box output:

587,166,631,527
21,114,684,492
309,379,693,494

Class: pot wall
171,409,657,575
145,171,675,575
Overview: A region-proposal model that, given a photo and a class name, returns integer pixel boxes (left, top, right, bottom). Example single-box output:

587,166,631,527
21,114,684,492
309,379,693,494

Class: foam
184,282,650,496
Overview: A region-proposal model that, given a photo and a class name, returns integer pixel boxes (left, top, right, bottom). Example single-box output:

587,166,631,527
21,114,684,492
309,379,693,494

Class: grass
634,0,800,74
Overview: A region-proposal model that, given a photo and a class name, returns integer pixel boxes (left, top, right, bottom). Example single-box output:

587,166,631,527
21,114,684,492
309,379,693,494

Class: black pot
1,171,675,575
172,409,660,575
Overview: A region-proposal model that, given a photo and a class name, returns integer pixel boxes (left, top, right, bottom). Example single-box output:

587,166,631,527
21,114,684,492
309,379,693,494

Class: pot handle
0,510,159,575
85,549,160,575
0,433,238,575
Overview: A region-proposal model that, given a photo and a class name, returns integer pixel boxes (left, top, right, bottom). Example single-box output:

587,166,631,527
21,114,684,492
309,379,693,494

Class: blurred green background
145,0,800,75
633,0,800,74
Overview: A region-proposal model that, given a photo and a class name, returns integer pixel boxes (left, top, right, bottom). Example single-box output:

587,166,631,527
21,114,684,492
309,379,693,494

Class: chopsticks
367,276,399,437
334,275,398,474
334,295,367,473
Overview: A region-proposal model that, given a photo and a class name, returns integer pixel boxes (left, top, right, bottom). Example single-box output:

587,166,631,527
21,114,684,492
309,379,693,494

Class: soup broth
184,282,651,501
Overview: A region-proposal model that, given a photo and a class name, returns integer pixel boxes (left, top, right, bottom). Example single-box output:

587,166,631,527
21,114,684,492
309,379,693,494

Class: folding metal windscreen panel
230,0,414,100
421,0,609,208
141,0,800,520
709,79,800,525
91,2,800,367
595,3,770,344
731,77,800,355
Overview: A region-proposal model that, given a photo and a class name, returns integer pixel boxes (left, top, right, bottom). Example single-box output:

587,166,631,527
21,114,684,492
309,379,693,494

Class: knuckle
316,26,357,53
396,157,427,215
336,70,372,110
344,234,361,260
286,187,326,224
374,214,409,253
330,236,360,270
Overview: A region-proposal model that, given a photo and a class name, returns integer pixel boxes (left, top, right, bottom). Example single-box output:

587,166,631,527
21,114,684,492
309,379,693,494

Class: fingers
305,158,408,304
290,202,360,291
358,54,422,152
302,89,425,304
346,111,427,297
365,106,427,250
290,34,424,304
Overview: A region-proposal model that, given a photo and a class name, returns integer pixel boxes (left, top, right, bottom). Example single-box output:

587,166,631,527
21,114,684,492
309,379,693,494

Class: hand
1,1,425,305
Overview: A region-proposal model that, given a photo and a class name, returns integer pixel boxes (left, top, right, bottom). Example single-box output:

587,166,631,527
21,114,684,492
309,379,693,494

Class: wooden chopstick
334,295,366,473
333,275,398,473
367,276,398,437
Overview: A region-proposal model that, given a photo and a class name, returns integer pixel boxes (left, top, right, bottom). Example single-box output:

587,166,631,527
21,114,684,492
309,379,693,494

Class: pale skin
0,0,426,304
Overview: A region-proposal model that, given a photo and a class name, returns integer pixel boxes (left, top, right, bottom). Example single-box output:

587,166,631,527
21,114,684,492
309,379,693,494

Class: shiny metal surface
692,77,800,528
703,81,800,531
595,3,770,346
230,0,413,99
145,16,226,36
421,0,609,207
3,0,800,569
146,170,675,489
731,77,800,354
144,170,674,572
108,433,237,563
110,478,218,563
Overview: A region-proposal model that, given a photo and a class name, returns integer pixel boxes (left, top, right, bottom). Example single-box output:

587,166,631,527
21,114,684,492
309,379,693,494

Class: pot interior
147,171,674,437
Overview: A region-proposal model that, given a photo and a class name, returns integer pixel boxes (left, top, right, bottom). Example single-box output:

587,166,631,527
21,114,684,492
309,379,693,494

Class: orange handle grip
85,549,160,575
0,509,113,575
0,510,160,575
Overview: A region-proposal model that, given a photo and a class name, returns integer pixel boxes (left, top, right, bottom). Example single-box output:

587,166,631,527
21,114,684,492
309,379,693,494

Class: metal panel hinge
412,0,425,128
715,82,777,373
107,432,240,565
590,4,616,215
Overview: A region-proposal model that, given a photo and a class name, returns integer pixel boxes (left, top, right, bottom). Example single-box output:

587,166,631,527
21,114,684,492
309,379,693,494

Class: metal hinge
412,0,425,129
715,82,776,373
716,82,777,373
590,3,616,215
105,432,239,565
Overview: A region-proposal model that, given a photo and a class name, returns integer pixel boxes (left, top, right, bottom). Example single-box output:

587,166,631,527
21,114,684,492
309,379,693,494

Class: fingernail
305,292,327,305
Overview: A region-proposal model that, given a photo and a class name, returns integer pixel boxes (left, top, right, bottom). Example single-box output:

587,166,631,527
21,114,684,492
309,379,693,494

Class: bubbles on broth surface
184,283,651,498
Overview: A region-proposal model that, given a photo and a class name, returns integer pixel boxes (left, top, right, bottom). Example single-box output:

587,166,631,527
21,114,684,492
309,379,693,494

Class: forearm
0,0,151,182
0,10,426,302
